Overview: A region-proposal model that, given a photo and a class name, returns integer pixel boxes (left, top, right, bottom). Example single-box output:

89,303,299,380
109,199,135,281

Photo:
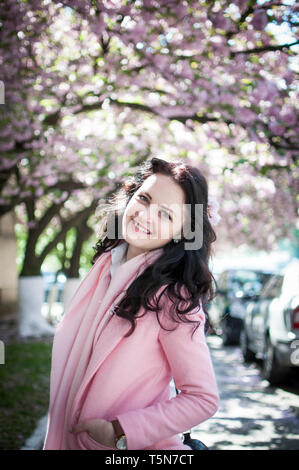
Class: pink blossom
252,80,279,102
36,187,44,197
143,0,155,7
129,25,147,38
0,157,14,169
238,108,256,124
251,9,268,31
90,16,106,36
269,121,285,136
211,12,231,31
207,195,221,226
219,92,235,105
5,186,18,195
283,70,295,86
44,175,58,186
268,106,281,119
0,141,14,152
280,108,297,127
152,55,169,70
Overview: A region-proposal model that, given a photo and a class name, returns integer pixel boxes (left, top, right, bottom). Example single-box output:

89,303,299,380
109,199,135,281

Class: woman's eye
162,211,172,221
158,208,172,220
138,195,172,221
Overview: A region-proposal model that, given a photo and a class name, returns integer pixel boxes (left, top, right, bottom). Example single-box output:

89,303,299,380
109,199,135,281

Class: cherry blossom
0,0,297,276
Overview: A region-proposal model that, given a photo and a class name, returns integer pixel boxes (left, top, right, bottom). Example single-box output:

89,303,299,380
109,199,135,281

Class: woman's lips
130,219,151,235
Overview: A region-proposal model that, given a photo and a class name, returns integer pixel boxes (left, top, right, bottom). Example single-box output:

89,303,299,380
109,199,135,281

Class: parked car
209,268,275,345
240,259,299,385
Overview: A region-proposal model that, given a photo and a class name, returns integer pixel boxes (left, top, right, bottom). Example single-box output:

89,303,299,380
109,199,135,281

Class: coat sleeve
115,300,220,450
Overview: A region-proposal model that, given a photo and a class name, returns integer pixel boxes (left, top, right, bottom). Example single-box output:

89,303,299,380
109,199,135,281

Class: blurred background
0,0,298,451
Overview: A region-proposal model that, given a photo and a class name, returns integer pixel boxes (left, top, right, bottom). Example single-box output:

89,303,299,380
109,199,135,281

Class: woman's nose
136,208,153,226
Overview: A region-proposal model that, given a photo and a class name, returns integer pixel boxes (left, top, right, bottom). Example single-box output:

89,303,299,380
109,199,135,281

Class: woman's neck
125,243,148,263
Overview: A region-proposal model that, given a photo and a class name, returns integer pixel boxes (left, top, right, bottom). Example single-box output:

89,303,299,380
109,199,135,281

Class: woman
43,157,220,450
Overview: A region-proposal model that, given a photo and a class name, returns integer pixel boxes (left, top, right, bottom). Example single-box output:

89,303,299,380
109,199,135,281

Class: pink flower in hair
207,195,221,226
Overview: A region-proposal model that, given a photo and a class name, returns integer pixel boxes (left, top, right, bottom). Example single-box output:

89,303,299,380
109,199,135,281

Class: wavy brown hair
91,157,218,338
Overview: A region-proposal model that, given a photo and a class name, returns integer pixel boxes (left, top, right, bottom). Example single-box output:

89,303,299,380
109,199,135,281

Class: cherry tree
0,0,297,276
1,0,298,336
1,0,298,242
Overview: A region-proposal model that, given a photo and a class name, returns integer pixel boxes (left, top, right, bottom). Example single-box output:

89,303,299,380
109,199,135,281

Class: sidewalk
21,414,48,450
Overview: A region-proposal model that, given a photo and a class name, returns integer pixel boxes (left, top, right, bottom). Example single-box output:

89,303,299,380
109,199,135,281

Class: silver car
241,259,299,385
209,268,275,345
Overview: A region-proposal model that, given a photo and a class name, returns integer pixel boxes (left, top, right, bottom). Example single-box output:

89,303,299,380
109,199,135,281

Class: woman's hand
70,418,116,448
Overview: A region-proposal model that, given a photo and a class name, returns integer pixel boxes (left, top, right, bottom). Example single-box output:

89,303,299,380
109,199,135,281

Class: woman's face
122,173,185,253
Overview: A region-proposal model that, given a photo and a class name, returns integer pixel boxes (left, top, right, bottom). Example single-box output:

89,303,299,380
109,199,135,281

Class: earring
173,238,180,244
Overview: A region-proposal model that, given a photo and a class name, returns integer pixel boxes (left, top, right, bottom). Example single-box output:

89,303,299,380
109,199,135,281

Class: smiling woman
92,157,218,337
43,157,220,451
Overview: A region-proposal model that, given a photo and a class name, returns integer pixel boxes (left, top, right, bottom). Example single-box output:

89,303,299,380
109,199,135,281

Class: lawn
0,337,53,450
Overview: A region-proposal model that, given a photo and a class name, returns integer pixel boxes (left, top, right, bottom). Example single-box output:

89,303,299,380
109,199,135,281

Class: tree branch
74,96,230,124
231,40,299,56
37,200,67,235
38,201,98,264
0,180,88,218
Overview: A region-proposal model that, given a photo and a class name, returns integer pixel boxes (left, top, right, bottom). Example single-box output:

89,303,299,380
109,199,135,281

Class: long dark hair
91,157,218,337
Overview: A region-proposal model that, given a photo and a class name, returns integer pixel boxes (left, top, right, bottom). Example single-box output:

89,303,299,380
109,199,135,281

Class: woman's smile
130,218,152,235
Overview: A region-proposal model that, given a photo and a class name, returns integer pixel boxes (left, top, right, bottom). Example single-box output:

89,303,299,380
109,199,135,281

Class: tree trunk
62,217,93,313
67,217,93,278
18,276,55,337
19,228,42,276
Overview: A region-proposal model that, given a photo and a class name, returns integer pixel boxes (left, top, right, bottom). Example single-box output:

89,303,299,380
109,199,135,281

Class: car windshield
228,270,273,297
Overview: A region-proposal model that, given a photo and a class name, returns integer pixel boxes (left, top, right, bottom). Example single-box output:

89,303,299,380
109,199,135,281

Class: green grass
0,338,53,450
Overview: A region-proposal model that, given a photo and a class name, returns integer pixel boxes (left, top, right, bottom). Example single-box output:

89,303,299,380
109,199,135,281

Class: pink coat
43,242,219,450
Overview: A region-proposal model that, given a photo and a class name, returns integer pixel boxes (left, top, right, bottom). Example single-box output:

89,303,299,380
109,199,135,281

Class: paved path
192,335,299,450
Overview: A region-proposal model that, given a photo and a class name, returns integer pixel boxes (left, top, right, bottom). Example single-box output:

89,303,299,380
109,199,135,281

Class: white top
110,241,129,278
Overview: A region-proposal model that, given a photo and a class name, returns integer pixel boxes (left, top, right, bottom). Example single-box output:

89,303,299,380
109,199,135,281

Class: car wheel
240,329,255,363
262,336,286,385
